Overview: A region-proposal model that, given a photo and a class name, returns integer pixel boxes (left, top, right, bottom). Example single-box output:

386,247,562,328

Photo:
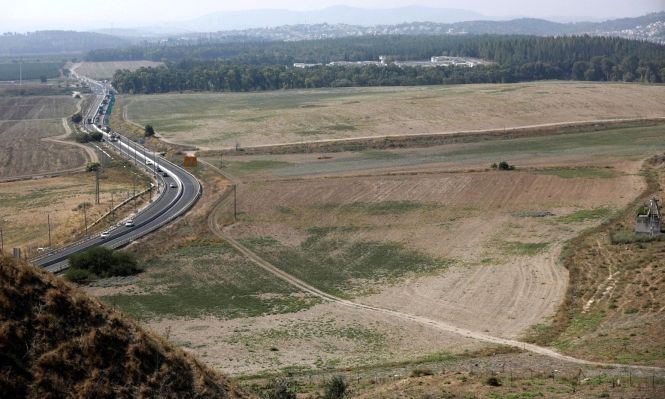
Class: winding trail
204,160,665,375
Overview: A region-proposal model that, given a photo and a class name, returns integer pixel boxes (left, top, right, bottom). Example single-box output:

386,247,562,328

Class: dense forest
110,35,665,94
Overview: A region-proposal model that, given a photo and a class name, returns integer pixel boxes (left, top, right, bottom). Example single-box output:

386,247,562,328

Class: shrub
263,378,296,399
71,112,83,124
410,368,434,377
497,161,515,171
68,247,141,280
323,376,348,399
486,376,502,387
73,132,90,143
89,131,103,142
144,124,155,137
64,268,94,283
86,162,100,172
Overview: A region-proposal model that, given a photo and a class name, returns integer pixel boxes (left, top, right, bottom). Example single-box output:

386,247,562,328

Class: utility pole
83,203,88,237
0,226,3,254
220,150,223,168
95,168,100,205
110,192,115,220
233,184,238,222
19,61,22,86
47,214,52,248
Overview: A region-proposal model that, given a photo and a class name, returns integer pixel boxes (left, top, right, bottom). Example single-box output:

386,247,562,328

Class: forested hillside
110,35,665,94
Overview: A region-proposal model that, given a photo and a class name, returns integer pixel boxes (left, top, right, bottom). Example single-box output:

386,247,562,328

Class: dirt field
91,122,665,376
73,61,164,80
0,159,151,254
0,95,90,179
121,82,665,149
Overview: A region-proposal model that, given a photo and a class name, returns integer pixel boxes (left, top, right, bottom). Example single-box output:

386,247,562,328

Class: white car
100,231,111,239
125,220,135,227
145,160,153,166
170,183,177,188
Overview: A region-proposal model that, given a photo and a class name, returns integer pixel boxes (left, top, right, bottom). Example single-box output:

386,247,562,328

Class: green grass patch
315,200,429,215
242,229,452,297
556,208,612,224
535,167,617,179
499,241,549,256
101,239,319,320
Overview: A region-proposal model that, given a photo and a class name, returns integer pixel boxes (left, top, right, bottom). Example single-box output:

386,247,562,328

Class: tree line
109,35,665,94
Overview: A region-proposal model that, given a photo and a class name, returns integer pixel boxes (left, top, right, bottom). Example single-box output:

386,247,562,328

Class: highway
33,76,201,273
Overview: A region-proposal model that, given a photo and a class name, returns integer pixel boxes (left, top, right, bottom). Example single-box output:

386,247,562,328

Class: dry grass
0,255,248,398
122,82,665,149
526,157,665,367
0,160,151,253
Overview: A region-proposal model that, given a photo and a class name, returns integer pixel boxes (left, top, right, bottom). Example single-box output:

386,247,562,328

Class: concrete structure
635,198,662,235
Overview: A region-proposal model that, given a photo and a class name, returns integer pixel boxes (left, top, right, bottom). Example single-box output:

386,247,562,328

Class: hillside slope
0,255,247,398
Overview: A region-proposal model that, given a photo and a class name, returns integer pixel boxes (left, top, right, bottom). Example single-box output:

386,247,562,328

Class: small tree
71,112,83,124
144,124,155,137
86,162,100,172
263,378,296,399
497,161,515,171
323,376,348,399
89,131,103,142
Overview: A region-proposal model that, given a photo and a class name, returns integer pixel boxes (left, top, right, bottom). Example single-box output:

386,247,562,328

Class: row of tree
110,35,665,94
90,35,665,66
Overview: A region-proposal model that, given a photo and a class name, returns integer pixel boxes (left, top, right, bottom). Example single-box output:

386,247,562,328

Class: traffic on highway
33,75,201,273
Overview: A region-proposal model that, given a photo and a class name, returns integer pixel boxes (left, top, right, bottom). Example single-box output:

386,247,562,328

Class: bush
611,229,665,245
498,161,515,171
486,376,502,387
89,131,104,141
323,376,348,399
64,268,94,283
74,132,91,143
410,368,434,377
71,112,83,124
68,247,141,279
86,162,100,172
263,378,296,399
144,124,155,137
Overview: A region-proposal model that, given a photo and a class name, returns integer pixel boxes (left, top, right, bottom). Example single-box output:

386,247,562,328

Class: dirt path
204,164,664,374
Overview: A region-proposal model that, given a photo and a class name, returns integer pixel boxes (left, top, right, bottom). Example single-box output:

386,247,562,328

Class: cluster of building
293,55,489,69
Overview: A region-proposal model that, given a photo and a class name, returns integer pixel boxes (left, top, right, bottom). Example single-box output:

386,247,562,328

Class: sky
3,0,665,31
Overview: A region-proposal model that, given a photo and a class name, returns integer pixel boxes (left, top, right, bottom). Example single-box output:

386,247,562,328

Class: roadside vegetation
65,246,141,283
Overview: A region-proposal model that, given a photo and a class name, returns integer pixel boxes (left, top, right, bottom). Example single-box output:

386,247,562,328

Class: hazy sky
4,0,665,31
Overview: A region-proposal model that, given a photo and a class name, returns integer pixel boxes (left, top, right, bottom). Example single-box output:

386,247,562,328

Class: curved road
33,77,201,273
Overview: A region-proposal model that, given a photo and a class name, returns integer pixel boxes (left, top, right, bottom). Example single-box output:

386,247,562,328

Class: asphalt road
33,77,201,273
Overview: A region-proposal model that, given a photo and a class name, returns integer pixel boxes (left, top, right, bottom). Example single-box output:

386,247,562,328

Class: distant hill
0,255,247,398
171,12,665,44
182,5,485,31
0,31,130,57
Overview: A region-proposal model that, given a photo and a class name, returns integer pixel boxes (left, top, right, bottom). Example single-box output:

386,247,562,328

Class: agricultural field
0,95,89,179
96,121,665,376
121,82,665,149
0,62,62,81
0,158,151,254
74,61,163,80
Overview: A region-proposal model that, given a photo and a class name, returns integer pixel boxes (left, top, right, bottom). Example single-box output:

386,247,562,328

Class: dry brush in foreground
0,255,248,398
